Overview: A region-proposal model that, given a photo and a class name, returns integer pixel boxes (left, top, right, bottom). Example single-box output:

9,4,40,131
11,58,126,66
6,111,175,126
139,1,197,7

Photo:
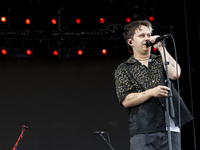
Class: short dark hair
123,20,153,53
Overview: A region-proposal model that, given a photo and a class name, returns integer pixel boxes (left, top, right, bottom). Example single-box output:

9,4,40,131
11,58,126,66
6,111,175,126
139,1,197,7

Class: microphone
146,34,170,47
92,131,105,135
22,125,29,130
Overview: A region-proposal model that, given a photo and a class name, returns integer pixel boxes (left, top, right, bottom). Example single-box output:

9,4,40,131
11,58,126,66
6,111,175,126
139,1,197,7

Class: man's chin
142,48,151,53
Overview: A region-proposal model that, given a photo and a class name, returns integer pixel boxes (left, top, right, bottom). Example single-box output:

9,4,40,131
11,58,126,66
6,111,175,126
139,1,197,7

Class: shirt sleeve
114,64,134,105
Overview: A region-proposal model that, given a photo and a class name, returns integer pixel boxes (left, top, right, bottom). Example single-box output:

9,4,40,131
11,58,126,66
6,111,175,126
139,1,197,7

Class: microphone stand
99,132,115,150
12,125,28,150
161,39,176,150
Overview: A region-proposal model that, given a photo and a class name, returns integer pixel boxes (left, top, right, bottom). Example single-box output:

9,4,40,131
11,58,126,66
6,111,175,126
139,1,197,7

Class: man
115,20,193,150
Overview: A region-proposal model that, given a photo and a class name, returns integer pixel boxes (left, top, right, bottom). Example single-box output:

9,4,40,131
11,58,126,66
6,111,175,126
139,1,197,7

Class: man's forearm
122,85,170,108
158,47,181,80
122,90,152,108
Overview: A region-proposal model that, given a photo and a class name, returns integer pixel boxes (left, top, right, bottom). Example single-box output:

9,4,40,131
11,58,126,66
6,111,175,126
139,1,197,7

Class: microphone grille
146,40,152,47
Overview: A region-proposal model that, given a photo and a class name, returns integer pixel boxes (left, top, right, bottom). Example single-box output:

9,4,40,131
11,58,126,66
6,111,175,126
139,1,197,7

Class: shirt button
152,80,155,83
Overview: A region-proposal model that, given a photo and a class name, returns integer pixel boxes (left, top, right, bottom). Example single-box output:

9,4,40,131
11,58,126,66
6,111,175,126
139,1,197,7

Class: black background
0,58,130,150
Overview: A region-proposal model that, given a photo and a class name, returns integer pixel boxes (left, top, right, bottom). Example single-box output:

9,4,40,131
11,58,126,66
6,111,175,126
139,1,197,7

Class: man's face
132,25,151,55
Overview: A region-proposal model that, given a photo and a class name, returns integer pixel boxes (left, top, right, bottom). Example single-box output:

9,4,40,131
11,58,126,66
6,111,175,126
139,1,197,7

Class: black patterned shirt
115,54,193,138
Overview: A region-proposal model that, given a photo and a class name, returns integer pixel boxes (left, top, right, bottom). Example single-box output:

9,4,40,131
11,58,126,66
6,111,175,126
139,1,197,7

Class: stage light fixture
1,16,6,23
128,50,132,54
102,49,107,55
26,49,32,55
76,18,81,24
53,50,58,56
126,17,131,23
152,47,157,52
1,49,7,55
51,19,57,25
77,49,83,55
25,19,31,25
99,18,105,24
149,16,154,21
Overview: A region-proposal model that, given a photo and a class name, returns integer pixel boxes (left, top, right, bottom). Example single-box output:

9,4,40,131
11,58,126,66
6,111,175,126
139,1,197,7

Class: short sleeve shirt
114,54,193,138
115,54,166,104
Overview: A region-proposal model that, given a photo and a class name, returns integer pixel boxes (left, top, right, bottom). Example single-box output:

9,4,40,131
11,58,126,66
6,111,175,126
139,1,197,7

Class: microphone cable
169,34,182,149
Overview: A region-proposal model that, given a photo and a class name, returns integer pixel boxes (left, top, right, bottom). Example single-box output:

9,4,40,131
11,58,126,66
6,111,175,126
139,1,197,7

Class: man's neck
133,53,150,60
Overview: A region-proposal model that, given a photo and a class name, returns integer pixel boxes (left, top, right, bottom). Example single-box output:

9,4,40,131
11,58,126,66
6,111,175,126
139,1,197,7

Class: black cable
99,133,115,150
169,34,181,149
183,0,197,149
105,131,112,145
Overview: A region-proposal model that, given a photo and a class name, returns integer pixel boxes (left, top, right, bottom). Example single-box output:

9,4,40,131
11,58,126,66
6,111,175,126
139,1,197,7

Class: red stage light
51,19,57,25
1,16,6,23
152,47,157,52
53,50,58,56
149,16,154,21
77,49,83,55
126,17,131,23
1,49,7,55
26,49,32,55
102,49,107,55
76,18,81,24
25,19,31,25
128,50,132,54
99,18,105,24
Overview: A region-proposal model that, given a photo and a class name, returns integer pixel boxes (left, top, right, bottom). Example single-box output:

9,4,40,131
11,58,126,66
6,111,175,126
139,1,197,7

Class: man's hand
149,85,170,97
149,35,162,50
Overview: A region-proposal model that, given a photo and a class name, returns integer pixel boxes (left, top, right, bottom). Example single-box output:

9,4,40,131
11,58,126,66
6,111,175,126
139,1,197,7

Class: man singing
115,20,193,150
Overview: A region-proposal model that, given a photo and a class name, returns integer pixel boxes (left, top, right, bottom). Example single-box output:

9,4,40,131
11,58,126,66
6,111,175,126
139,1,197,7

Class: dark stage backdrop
0,58,197,150
0,58,129,150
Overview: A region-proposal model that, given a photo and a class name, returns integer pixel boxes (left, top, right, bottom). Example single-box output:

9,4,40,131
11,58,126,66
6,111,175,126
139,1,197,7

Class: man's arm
158,46,181,80
150,36,181,80
122,85,170,108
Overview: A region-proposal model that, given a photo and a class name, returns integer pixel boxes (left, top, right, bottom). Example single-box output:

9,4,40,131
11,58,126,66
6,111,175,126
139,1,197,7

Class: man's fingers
152,85,170,97
159,86,170,91
150,35,160,43
156,86,170,97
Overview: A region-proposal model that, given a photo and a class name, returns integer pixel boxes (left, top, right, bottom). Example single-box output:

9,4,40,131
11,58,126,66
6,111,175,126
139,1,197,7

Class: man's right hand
149,85,170,97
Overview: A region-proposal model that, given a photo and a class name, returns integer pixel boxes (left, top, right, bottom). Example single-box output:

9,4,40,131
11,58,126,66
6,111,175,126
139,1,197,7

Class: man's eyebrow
137,32,145,35
137,32,151,35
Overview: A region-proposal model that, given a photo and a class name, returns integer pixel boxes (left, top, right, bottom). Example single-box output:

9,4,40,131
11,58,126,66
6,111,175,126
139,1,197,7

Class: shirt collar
126,53,159,64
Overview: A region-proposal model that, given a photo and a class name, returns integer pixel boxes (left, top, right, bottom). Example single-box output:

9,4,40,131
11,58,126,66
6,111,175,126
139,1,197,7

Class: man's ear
127,39,133,47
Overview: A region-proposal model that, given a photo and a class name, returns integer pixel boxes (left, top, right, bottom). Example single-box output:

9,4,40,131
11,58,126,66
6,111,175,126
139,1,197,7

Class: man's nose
145,35,150,41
